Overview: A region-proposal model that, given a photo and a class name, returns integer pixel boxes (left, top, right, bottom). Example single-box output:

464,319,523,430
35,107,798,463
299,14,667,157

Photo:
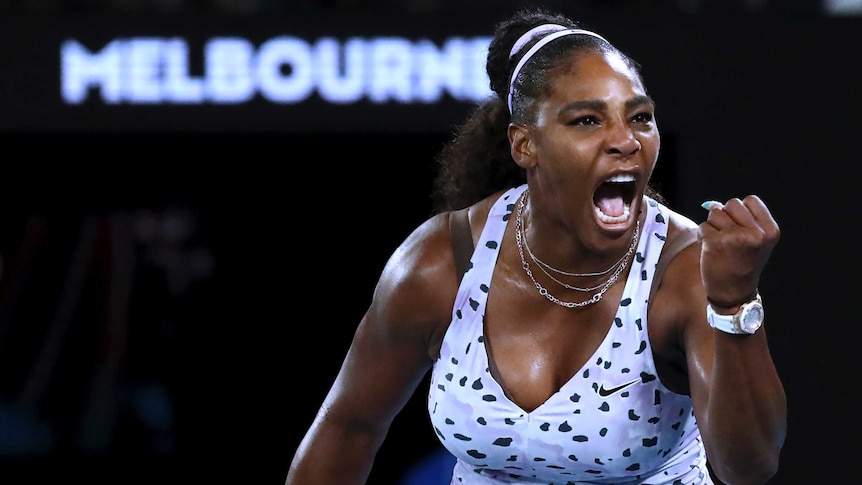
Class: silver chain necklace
514,190,640,309
523,216,636,278
521,206,640,292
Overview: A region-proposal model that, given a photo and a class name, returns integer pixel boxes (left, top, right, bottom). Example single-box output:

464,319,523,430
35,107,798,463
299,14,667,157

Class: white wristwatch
706,292,764,335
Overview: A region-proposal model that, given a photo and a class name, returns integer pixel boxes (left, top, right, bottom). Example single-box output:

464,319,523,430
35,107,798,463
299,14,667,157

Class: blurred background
0,1,860,483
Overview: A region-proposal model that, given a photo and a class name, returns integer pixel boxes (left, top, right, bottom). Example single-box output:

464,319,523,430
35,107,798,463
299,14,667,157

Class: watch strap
706,292,763,334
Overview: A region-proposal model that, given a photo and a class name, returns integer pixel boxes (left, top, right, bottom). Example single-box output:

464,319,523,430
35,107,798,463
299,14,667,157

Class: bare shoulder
654,207,703,305
369,212,458,342
648,206,707,391
666,206,699,237
370,192,505,353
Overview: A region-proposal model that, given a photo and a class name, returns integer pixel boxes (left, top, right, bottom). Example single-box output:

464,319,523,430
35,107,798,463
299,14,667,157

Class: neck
514,191,640,309
519,192,639,277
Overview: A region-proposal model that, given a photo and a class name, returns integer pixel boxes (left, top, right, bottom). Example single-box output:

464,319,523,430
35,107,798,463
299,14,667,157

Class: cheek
640,132,660,158
546,143,595,182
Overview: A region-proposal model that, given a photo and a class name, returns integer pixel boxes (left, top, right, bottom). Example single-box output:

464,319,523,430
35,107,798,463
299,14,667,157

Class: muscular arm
655,199,787,485
285,212,460,485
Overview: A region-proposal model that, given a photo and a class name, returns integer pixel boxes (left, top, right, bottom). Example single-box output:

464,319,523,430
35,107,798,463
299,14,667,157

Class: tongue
596,193,624,217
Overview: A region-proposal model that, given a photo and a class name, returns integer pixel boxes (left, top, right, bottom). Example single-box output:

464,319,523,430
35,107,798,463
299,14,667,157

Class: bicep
668,246,716,419
650,240,714,400
321,311,434,434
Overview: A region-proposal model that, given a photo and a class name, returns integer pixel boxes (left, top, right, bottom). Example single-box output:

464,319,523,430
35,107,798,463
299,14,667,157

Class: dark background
0,1,860,484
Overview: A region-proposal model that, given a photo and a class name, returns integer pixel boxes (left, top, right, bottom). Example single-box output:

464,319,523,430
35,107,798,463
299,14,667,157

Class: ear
508,123,536,169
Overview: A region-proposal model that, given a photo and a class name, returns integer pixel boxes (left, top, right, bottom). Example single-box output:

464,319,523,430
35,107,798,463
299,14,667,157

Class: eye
631,112,653,123
570,115,600,126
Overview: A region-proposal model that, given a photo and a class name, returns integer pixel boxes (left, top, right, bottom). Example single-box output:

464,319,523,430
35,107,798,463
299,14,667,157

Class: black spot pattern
426,189,708,484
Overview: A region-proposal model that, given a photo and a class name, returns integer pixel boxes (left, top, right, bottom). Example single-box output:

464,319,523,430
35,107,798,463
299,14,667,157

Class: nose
605,122,641,157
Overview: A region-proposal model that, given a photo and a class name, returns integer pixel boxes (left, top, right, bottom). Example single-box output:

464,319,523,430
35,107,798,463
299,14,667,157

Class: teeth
595,205,630,224
605,173,635,183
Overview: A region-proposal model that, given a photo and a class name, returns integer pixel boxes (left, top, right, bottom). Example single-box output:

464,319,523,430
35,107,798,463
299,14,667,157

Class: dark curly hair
430,7,662,213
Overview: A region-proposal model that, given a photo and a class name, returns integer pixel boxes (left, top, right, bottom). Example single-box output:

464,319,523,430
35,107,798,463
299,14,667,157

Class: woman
286,7,786,485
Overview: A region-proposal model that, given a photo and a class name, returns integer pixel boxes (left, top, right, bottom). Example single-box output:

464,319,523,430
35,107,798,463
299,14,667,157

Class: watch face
740,302,764,333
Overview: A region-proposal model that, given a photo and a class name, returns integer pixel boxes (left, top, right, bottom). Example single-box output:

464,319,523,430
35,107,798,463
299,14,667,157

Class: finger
700,200,739,231
742,195,781,244
700,199,731,231
716,197,762,229
701,200,723,210
742,194,778,227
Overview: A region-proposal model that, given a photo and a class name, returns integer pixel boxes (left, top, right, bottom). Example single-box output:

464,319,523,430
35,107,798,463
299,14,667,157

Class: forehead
549,50,646,101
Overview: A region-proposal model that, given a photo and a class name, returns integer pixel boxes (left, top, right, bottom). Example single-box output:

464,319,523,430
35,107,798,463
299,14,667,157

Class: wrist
706,290,759,313
706,291,764,335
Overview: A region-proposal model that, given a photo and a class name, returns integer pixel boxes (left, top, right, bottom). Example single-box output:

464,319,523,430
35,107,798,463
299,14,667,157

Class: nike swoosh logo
597,378,640,398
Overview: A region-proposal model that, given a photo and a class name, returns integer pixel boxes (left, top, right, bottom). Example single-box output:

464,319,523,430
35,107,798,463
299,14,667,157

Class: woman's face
528,48,660,247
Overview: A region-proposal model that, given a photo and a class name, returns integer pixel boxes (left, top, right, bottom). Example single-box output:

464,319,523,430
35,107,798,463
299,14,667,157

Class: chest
483,273,627,412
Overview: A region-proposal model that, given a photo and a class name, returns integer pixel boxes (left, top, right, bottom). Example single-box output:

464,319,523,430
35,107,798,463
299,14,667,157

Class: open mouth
593,174,636,225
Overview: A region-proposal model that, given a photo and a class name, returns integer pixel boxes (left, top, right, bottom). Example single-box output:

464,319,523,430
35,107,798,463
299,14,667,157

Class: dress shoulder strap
448,207,473,284
649,224,699,299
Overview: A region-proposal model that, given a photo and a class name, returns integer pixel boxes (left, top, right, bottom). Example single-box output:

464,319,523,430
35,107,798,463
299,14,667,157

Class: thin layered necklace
515,190,640,309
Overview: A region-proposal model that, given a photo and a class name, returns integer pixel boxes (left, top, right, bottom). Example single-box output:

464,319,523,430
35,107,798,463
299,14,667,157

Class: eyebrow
558,95,655,115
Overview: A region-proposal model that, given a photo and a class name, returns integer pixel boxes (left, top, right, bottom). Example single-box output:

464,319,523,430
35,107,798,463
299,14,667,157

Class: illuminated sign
61,36,493,106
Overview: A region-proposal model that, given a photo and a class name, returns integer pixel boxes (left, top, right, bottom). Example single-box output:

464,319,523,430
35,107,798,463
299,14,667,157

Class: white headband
508,24,567,59
507,27,608,114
